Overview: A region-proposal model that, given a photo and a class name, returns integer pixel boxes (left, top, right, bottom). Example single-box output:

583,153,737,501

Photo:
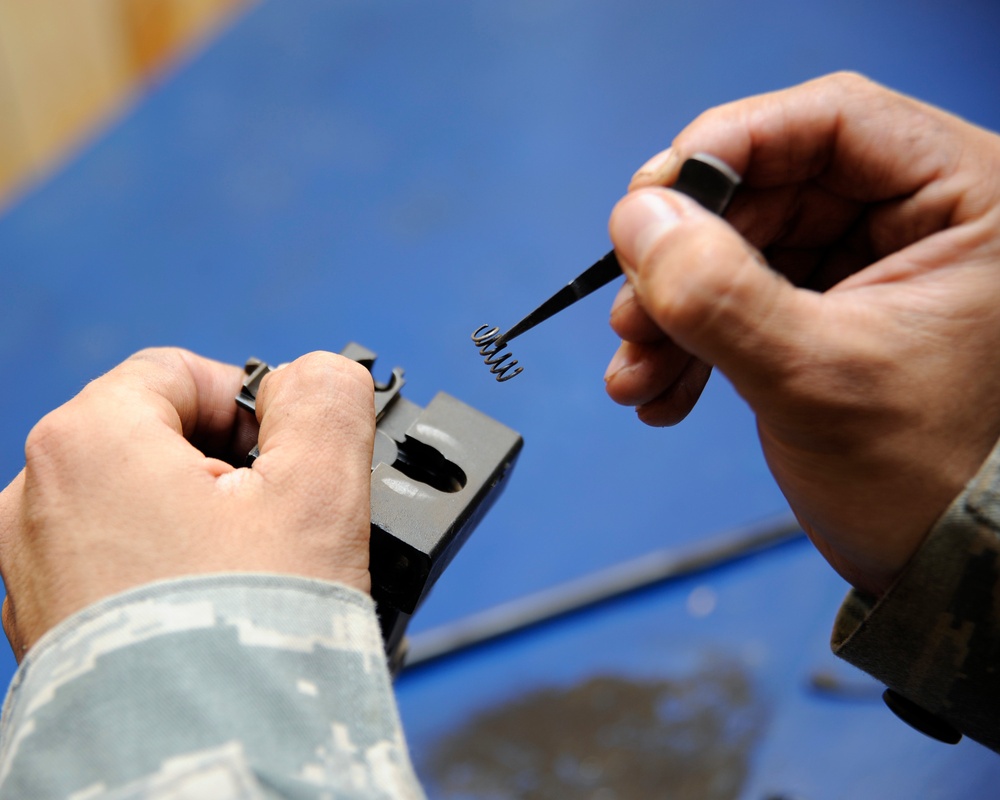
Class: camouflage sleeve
832,437,1000,752
0,574,427,799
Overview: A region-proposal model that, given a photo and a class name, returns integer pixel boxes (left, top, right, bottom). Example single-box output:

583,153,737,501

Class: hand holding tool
471,153,741,381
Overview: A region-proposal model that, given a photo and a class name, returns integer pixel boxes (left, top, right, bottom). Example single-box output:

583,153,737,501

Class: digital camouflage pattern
3,442,1000,797
0,575,427,799
834,437,1000,752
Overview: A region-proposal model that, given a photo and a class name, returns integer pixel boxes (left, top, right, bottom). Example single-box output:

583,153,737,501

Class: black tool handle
587,152,741,288
497,153,741,345
672,152,740,214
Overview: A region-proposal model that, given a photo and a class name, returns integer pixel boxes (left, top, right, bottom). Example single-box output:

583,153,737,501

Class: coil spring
471,325,523,382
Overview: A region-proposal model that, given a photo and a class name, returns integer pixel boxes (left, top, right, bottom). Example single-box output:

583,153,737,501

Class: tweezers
493,153,741,347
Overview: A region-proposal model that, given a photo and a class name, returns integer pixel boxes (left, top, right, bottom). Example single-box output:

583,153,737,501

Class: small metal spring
471,324,523,382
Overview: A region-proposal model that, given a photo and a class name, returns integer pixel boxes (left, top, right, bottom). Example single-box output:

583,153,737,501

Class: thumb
609,187,811,395
249,352,375,586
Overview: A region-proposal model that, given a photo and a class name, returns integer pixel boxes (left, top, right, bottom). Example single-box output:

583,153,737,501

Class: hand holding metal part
236,345,522,673
471,153,741,382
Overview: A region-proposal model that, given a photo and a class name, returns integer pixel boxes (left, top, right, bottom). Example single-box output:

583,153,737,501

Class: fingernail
604,342,632,382
610,282,635,316
615,192,680,276
630,148,679,187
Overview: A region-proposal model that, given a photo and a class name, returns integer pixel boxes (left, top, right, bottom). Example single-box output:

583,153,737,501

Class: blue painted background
2,1,1000,795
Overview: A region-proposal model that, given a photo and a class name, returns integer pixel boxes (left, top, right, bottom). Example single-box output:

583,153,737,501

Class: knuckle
286,351,346,390
125,347,190,379
827,70,872,90
95,348,195,405
266,352,374,411
24,405,78,466
129,346,176,362
291,351,342,383
686,95,736,132
822,71,885,107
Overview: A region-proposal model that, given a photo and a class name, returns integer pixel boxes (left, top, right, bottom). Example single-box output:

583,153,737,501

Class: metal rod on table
403,512,803,670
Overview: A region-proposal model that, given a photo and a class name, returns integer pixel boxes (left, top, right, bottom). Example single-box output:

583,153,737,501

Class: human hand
604,73,1000,596
0,348,375,658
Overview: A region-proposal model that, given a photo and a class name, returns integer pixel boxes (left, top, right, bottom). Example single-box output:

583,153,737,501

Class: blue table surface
2,0,1000,795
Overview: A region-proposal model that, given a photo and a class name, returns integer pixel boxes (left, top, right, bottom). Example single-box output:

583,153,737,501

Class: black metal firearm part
235,344,523,673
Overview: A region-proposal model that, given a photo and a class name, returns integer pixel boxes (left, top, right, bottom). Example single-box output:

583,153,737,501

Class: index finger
632,72,1000,265
88,348,246,454
637,73,968,202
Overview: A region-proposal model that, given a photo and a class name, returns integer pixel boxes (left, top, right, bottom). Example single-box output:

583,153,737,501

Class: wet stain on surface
426,659,765,799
